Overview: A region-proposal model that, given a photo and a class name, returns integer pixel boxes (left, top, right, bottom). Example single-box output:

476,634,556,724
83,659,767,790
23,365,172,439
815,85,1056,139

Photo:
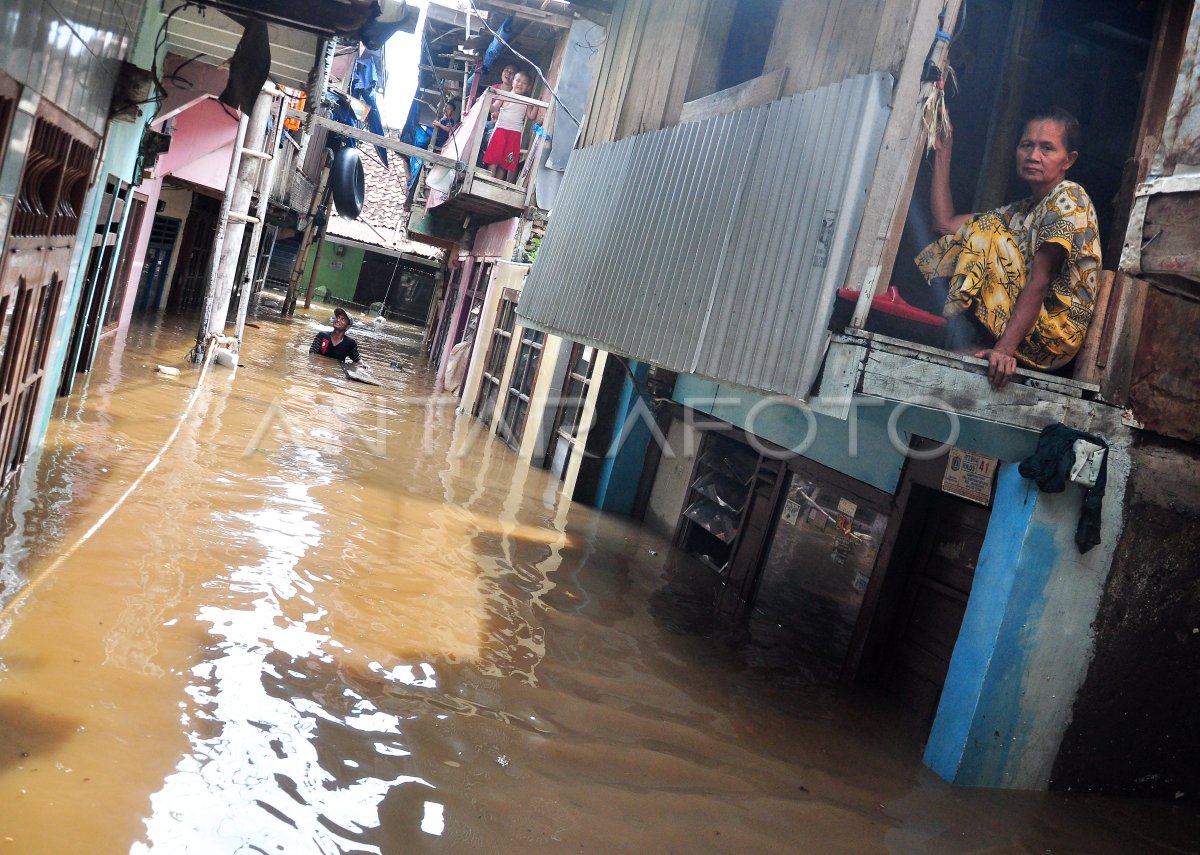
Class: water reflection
0,309,1192,853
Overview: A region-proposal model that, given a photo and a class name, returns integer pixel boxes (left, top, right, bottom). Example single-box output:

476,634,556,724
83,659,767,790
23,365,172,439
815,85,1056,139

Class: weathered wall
305,241,364,302
765,0,919,96
1127,284,1200,442
645,418,699,538
1051,438,1200,800
582,0,919,146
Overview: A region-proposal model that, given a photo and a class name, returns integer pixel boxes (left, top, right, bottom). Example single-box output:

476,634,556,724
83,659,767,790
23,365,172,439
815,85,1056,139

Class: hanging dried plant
922,65,958,155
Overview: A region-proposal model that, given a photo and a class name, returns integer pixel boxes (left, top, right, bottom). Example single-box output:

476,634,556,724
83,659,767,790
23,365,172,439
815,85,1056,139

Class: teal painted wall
593,361,652,515
305,241,365,302
33,1,163,446
672,374,1038,494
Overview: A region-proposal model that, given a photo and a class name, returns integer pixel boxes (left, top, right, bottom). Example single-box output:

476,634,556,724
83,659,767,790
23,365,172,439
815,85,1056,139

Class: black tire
330,146,365,219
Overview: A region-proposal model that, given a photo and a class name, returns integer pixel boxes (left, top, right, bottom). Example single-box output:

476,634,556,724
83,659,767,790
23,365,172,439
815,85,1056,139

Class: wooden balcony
420,88,548,227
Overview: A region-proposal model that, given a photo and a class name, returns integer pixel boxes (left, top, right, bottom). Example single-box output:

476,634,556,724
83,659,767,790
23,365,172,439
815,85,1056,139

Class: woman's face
501,66,516,86
1014,119,1078,195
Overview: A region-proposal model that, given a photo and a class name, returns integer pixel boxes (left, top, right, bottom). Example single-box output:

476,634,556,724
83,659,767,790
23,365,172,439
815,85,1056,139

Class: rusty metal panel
517,71,894,401
1128,284,1200,441
1121,4,1200,281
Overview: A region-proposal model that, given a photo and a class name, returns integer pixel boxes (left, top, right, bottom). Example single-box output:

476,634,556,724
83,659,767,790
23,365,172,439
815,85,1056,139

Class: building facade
515,0,1200,797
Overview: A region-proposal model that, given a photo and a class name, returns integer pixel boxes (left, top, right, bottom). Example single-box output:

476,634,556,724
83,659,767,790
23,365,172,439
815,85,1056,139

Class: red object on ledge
836,286,947,327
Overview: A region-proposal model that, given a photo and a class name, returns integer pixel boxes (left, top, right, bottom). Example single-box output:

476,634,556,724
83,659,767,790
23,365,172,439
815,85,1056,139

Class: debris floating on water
155,365,181,378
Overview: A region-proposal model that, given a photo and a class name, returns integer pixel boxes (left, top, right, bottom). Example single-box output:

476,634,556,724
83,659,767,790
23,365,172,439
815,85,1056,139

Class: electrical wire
0,340,221,624
148,2,201,123
464,0,581,128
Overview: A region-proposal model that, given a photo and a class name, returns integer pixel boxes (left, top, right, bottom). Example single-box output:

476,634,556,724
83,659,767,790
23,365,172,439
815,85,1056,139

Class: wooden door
881,488,990,721
0,101,98,481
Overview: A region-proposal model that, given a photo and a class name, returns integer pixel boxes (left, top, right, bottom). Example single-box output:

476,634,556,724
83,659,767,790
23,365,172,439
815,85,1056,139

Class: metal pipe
203,87,276,349
196,108,250,355
234,95,289,345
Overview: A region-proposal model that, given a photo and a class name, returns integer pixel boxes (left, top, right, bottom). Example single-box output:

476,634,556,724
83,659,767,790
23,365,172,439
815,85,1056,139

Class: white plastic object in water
214,348,237,369
345,365,382,386
1069,439,1106,488
156,365,181,377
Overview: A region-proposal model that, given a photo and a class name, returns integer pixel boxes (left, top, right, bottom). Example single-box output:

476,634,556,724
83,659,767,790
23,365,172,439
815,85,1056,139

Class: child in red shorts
484,71,540,183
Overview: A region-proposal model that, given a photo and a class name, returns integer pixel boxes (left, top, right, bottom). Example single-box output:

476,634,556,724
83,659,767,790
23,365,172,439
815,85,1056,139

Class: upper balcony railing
422,88,550,223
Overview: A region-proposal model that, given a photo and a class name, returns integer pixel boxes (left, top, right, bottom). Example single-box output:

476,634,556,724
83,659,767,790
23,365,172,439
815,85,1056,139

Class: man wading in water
310,307,362,363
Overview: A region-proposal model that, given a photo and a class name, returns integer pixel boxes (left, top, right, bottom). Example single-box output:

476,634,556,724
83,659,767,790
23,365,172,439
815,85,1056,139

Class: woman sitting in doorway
916,108,1102,390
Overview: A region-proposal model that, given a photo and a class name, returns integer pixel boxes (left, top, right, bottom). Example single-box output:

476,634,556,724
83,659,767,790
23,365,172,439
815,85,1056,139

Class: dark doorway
877,487,990,722
135,215,181,313
352,252,437,324
166,193,220,314
58,175,129,397
890,0,1159,312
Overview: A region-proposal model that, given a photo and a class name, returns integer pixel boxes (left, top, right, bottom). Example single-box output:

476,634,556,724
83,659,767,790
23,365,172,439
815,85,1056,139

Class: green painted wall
305,241,364,302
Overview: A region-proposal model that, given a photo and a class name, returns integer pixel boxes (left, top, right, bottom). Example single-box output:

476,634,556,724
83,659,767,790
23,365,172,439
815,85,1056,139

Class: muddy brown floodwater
0,306,1194,854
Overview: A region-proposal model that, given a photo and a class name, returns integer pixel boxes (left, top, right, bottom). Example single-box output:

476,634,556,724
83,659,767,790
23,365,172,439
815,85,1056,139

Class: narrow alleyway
0,307,1193,853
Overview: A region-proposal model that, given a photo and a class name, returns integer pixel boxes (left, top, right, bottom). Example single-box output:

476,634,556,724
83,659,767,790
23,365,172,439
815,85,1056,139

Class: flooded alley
0,306,1193,854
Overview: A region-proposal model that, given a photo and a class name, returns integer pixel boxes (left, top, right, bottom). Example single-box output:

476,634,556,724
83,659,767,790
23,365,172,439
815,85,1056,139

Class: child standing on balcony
433,99,460,150
484,71,540,183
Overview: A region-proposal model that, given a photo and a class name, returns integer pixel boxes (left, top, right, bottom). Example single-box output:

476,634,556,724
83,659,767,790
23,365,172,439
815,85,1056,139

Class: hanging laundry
1018,422,1108,554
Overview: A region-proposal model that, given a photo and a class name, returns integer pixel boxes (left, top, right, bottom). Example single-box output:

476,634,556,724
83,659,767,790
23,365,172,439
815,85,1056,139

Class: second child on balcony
916,108,1101,390
484,71,541,183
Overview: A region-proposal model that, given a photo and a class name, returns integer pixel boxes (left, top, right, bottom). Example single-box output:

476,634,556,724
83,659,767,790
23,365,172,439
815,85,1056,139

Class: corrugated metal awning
517,71,894,401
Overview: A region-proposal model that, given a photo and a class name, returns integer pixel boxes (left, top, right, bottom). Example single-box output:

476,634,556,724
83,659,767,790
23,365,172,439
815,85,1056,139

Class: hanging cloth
1017,422,1108,554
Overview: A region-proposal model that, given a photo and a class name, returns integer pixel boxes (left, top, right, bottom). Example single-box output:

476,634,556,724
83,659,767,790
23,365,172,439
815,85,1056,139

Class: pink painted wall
473,218,519,259
157,98,240,191
115,54,236,330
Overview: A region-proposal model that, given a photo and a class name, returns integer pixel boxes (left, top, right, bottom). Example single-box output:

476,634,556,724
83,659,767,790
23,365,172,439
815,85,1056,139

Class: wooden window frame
499,324,546,451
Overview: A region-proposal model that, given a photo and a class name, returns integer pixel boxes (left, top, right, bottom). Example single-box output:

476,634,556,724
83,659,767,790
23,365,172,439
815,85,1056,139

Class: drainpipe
196,108,249,356
200,84,278,352
234,95,288,345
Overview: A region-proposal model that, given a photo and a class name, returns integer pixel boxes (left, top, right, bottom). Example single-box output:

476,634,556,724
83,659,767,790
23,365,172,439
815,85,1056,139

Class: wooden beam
679,68,787,124
477,0,574,29
855,343,1122,436
420,64,466,79
287,109,463,170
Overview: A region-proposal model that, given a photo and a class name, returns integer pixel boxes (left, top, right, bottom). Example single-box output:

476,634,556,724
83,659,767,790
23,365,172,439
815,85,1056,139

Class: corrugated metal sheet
517,72,894,400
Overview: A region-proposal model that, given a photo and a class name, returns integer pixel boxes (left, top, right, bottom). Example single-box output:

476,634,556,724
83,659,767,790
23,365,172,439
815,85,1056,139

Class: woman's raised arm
931,123,970,235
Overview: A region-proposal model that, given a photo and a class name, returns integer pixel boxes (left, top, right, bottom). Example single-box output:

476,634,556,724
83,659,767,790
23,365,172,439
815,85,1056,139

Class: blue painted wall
592,361,651,515
925,465,1044,784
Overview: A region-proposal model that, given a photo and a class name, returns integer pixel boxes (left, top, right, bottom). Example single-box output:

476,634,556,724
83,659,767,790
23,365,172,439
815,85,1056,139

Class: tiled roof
326,147,442,260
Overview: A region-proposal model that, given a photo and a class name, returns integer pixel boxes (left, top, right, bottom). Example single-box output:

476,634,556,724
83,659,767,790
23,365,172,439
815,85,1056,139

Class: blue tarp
399,98,431,192
352,51,389,166
463,16,515,102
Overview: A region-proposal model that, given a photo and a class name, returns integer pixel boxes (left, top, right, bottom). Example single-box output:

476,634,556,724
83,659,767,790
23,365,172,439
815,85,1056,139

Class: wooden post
283,160,331,316
302,214,331,309
1071,270,1115,386
846,0,965,330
